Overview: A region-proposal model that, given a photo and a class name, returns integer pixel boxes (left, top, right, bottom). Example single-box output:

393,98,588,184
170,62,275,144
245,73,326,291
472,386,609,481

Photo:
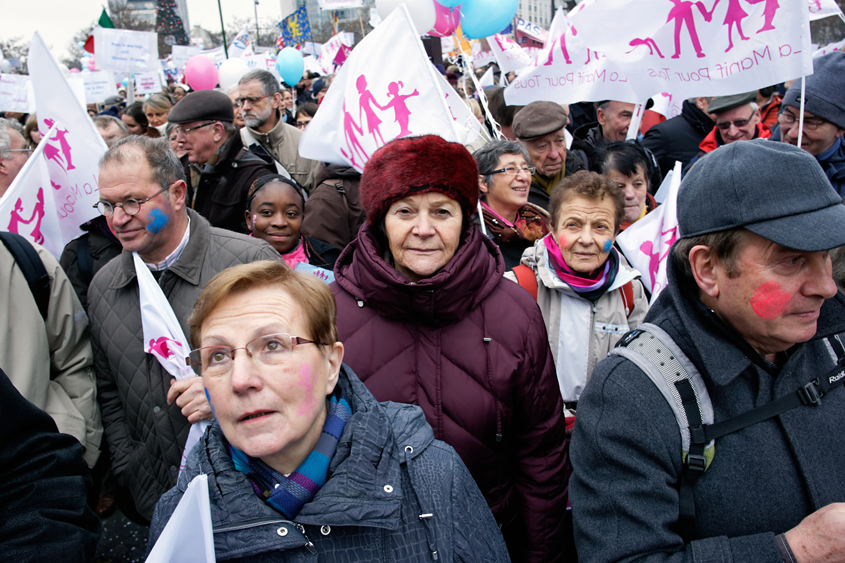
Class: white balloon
375,0,436,35
217,58,252,91
0,59,11,73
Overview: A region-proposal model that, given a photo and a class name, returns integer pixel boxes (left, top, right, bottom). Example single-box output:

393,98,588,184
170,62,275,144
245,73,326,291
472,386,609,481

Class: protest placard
81,71,118,104
318,0,363,8
0,74,31,112
94,28,160,73
135,72,163,95
171,45,201,69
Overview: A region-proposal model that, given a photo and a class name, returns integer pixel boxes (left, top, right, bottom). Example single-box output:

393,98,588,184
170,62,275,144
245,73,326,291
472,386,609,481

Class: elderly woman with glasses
146,260,510,562
474,140,551,269
332,135,568,562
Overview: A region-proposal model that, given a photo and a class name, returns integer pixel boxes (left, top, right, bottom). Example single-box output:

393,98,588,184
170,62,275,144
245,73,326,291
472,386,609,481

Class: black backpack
0,232,50,321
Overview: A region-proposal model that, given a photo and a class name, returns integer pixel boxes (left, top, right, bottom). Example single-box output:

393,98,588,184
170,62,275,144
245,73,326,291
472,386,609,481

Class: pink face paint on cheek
749,281,792,320
296,363,319,416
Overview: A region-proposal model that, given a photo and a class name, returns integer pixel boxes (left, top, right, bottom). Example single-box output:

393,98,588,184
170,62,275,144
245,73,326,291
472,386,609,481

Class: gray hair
143,93,174,113
0,118,23,160
238,69,280,96
100,136,186,193
473,140,531,187
94,115,129,135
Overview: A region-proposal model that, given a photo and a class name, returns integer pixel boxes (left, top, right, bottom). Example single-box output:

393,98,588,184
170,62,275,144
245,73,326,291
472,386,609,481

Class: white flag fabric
507,0,812,105
488,34,534,74
228,26,255,59
478,66,496,88
616,161,682,303
134,252,210,474
299,5,474,172
318,34,346,74
813,37,845,57
809,0,845,20
145,474,215,563
2,32,108,258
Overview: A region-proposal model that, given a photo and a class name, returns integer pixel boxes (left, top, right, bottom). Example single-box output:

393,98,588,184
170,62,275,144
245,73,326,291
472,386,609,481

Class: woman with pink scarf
507,170,649,410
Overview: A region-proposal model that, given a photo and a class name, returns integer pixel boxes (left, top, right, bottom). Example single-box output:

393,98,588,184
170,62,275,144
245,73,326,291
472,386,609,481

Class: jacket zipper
214,518,290,533
295,523,318,554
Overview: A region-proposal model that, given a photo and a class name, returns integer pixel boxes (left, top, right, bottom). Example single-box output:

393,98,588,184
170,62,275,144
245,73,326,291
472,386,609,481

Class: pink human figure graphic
723,0,751,52
545,25,578,66
666,0,717,58
339,101,370,169
43,142,65,171
585,49,602,65
50,180,62,191
494,35,513,52
640,226,678,288
7,199,34,235
28,188,46,245
746,0,780,32
44,118,75,171
383,82,419,138
148,336,178,358
356,75,386,145
627,37,666,58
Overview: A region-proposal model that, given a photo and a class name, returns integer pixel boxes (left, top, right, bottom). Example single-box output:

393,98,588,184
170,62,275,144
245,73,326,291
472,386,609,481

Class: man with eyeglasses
512,101,586,211
87,135,281,525
0,118,31,197
780,52,845,197
167,89,275,234
684,92,771,175
237,69,320,192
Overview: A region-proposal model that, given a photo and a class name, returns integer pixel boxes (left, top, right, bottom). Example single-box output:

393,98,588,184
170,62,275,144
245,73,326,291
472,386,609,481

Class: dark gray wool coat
147,365,511,562
570,257,845,563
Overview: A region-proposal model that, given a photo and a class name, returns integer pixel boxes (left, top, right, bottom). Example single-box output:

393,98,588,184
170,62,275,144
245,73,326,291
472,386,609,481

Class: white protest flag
436,71,485,145
478,66,496,88
567,0,812,99
318,34,346,74
616,161,682,302
133,252,210,473
145,474,215,563
813,37,845,57
488,34,534,74
9,32,108,257
299,5,466,172
228,26,254,59
809,0,845,21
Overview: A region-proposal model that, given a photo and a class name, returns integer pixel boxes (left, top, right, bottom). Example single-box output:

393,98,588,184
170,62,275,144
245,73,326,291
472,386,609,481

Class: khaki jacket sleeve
38,244,103,468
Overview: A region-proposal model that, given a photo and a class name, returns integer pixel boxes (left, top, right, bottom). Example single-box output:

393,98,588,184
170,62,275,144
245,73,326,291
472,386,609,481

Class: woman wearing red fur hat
331,135,569,563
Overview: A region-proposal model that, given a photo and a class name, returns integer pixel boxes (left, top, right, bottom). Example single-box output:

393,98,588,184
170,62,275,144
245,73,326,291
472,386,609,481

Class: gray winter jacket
569,258,845,562
88,210,281,522
147,365,511,562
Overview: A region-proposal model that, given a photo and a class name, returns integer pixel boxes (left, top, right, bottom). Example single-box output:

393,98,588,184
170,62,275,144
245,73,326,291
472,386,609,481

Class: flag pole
358,8,366,37
797,75,806,148
218,0,229,58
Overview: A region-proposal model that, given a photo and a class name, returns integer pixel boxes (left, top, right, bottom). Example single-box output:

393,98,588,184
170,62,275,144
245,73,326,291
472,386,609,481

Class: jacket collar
245,109,287,146
681,99,716,134
108,209,211,290
653,256,845,387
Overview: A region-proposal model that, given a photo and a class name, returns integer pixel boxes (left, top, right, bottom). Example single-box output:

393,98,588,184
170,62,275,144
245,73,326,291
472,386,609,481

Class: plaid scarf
229,387,352,519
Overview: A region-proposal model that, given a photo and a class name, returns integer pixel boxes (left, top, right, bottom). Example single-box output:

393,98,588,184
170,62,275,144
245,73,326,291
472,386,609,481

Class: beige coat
241,111,320,191
0,240,102,467
506,237,649,402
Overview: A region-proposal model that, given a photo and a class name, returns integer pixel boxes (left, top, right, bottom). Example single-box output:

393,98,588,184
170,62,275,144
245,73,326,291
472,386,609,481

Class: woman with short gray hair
473,139,550,269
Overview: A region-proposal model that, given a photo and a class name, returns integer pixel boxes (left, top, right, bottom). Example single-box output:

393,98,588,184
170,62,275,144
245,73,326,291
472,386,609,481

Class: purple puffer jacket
332,223,568,563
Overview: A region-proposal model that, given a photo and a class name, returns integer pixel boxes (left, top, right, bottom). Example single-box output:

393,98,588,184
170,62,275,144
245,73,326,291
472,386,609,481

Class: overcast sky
1,0,286,61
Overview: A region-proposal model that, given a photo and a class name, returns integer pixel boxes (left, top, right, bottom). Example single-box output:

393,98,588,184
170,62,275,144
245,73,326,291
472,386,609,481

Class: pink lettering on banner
8,187,46,245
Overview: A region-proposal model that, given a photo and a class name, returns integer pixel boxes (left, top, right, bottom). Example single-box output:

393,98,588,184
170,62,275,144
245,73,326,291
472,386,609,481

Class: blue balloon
437,0,462,7
275,47,305,87
460,0,518,39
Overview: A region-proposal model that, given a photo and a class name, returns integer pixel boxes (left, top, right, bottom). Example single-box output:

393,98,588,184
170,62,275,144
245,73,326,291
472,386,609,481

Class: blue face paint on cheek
204,388,215,417
146,208,169,233
603,239,613,253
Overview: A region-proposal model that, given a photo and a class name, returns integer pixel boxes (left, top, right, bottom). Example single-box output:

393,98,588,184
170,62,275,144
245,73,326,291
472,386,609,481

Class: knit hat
512,101,568,140
312,79,326,97
167,90,234,123
782,51,845,128
678,139,845,251
360,135,479,224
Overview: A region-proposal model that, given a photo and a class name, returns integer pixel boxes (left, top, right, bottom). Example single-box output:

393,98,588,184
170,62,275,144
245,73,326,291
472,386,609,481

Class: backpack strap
512,264,538,301
75,235,95,286
620,281,634,319
0,232,51,321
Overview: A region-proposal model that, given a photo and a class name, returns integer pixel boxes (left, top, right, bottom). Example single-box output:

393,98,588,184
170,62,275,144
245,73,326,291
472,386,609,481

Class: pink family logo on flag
489,34,534,73
148,336,182,359
8,188,46,244
299,5,476,173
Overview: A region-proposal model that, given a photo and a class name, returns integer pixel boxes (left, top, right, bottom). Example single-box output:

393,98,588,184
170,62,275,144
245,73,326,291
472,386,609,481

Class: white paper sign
0,73,31,112
135,72,163,95
171,45,202,69
82,71,118,104
318,0,363,8
201,46,227,69
94,28,160,73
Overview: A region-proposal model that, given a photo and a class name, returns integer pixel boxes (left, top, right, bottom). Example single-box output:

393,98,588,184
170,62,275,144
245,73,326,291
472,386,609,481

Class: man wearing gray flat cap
512,101,585,210
570,140,845,563
168,89,275,233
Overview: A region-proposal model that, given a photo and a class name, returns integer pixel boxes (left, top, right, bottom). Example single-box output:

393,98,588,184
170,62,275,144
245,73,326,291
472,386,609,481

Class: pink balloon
184,55,219,91
69,68,80,73
429,1,461,37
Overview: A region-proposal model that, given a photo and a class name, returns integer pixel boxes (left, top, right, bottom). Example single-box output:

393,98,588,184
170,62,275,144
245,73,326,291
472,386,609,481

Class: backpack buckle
685,453,707,473
799,380,822,406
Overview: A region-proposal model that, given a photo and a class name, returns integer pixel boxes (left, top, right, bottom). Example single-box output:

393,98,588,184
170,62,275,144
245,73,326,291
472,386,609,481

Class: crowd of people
0,47,844,563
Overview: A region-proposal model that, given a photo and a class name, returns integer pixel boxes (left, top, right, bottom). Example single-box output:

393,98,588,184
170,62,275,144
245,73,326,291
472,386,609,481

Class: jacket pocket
43,380,87,444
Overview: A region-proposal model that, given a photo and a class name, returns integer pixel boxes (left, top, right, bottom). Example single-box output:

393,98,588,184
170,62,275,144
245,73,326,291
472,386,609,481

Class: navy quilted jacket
331,223,568,563
88,210,282,522
147,365,511,562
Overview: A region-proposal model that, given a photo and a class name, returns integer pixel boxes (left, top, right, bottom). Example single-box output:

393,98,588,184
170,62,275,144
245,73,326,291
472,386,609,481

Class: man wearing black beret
169,89,275,233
